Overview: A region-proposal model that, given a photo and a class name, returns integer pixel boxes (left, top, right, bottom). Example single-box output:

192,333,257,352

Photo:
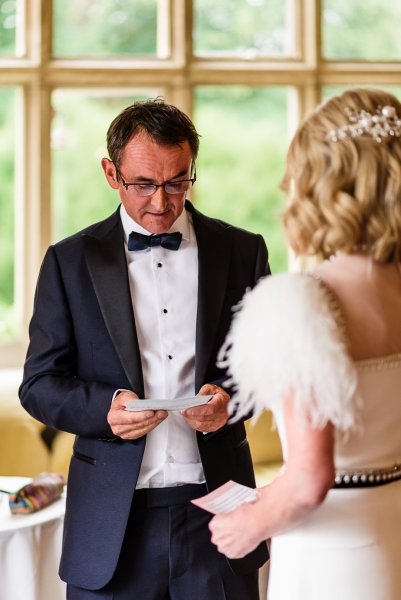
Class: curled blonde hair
282,88,401,263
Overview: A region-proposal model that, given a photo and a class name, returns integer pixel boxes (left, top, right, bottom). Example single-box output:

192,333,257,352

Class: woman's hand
208,500,263,559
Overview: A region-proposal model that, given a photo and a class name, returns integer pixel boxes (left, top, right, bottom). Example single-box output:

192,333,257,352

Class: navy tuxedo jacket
20,201,270,590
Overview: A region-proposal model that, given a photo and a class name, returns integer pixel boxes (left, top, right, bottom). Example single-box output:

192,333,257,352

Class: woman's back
314,253,401,468
315,253,401,361
269,256,401,600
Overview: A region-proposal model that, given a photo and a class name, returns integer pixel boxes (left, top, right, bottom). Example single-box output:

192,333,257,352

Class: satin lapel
190,206,231,391
83,217,144,396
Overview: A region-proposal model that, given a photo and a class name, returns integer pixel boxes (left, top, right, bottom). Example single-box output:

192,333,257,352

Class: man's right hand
107,391,168,440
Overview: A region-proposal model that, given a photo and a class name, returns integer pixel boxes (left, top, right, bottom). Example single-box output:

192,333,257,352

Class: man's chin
143,213,177,234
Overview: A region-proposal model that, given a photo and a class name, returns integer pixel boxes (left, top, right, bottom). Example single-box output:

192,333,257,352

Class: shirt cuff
111,388,131,406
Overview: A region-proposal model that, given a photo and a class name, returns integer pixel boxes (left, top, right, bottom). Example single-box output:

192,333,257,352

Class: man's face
102,131,194,234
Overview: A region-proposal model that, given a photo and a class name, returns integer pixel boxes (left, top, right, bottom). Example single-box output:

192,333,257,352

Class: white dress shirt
120,204,205,488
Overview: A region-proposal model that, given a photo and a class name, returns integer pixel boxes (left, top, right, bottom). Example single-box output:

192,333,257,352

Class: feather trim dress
220,273,401,600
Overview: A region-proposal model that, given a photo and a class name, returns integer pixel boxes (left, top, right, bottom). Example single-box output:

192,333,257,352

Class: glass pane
323,0,401,60
194,0,293,58
0,0,16,55
194,86,288,273
53,0,159,57
0,88,17,341
323,85,401,103
51,90,159,241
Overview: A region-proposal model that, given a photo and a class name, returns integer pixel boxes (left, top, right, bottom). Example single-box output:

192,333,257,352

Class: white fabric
0,476,65,600
120,205,205,488
221,274,401,600
220,273,360,435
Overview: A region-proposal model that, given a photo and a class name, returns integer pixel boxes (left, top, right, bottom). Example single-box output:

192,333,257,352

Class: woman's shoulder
228,271,346,362
222,271,360,431
238,271,339,322
245,270,329,295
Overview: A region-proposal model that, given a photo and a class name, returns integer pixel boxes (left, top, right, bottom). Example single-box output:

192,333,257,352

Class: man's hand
180,384,230,433
107,391,167,440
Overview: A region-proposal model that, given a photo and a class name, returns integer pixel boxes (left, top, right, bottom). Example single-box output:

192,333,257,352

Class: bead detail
334,463,401,488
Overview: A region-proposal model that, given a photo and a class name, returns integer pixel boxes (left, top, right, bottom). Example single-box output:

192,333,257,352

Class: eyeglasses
116,168,196,197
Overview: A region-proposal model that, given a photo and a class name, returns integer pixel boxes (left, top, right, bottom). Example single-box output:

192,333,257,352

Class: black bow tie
128,231,183,251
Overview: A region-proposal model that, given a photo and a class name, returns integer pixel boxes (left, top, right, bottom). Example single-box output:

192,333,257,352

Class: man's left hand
180,384,230,432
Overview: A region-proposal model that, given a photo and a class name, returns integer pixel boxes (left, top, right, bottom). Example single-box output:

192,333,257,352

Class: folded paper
191,480,258,514
126,395,213,412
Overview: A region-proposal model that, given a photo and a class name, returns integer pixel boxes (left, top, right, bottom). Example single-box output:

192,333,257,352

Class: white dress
220,273,401,600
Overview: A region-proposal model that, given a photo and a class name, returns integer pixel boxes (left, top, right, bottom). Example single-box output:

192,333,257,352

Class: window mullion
302,0,320,71
168,0,193,116
21,83,52,348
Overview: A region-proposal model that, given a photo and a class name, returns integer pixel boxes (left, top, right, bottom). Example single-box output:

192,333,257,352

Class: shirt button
168,355,173,360
162,308,168,314
157,262,163,268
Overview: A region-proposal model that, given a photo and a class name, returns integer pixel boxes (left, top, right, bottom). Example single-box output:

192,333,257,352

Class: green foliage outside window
0,87,16,339
195,86,288,274
0,0,15,55
194,0,289,56
323,0,401,60
53,0,158,57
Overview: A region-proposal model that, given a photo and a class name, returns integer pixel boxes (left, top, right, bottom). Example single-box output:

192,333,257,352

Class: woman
209,88,401,599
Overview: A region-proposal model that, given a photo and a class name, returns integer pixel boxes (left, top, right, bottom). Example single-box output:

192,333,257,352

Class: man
19,98,270,599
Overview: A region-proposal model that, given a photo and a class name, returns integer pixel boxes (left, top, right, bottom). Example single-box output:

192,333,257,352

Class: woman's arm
209,399,335,558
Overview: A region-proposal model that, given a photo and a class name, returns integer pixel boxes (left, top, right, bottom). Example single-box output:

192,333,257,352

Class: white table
0,476,66,600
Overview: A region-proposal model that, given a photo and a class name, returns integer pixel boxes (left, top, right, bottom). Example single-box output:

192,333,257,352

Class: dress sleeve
219,273,361,433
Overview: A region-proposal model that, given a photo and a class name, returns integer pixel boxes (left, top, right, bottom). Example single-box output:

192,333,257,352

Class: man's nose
150,186,168,210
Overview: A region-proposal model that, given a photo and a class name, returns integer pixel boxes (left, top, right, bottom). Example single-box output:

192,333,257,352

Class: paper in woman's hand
125,395,213,412
191,480,258,514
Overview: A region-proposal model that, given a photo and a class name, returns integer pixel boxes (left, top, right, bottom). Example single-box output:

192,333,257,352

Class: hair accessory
328,105,401,143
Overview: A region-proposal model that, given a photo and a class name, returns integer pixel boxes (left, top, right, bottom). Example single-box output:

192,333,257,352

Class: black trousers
67,484,259,600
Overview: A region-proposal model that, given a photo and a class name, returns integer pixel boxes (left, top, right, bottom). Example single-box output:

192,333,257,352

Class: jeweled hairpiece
328,105,401,143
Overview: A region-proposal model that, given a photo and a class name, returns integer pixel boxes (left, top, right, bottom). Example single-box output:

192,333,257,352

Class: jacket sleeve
19,246,120,439
254,233,271,280
209,233,270,405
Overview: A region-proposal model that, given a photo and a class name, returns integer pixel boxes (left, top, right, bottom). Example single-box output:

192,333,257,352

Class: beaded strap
306,272,349,346
333,463,401,488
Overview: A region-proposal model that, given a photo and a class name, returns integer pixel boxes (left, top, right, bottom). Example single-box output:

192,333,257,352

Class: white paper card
191,480,258,514
125,395,213,412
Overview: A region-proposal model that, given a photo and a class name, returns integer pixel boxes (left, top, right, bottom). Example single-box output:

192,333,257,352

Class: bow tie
128,231,183,251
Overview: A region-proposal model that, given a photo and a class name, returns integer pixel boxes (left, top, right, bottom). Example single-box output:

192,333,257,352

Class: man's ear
101,157,119,190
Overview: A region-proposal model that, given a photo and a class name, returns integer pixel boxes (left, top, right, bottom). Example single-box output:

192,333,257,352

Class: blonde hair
282,88,401,263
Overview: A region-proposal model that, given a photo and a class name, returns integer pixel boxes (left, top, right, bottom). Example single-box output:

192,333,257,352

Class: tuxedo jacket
20,201,270,590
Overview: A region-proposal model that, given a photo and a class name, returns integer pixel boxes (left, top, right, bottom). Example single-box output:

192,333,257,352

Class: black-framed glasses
116,168,196,197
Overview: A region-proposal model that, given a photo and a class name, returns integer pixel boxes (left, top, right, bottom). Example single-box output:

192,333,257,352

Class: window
194,86,289,272
51,90,158,240
53,0,160,58
1,0,401,367
194,0,294,57
322,0,401,61
0,88,17,342
0,0,17,55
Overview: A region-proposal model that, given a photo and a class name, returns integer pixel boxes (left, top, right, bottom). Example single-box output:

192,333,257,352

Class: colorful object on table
8,472,66,514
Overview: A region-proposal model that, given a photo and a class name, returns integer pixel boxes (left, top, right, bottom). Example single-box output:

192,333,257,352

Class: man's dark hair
106,97,200,170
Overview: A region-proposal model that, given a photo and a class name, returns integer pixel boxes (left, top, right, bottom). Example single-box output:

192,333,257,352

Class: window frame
0,0,401,366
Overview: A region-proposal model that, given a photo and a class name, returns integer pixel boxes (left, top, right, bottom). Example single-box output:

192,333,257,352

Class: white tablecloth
0,476,66,600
